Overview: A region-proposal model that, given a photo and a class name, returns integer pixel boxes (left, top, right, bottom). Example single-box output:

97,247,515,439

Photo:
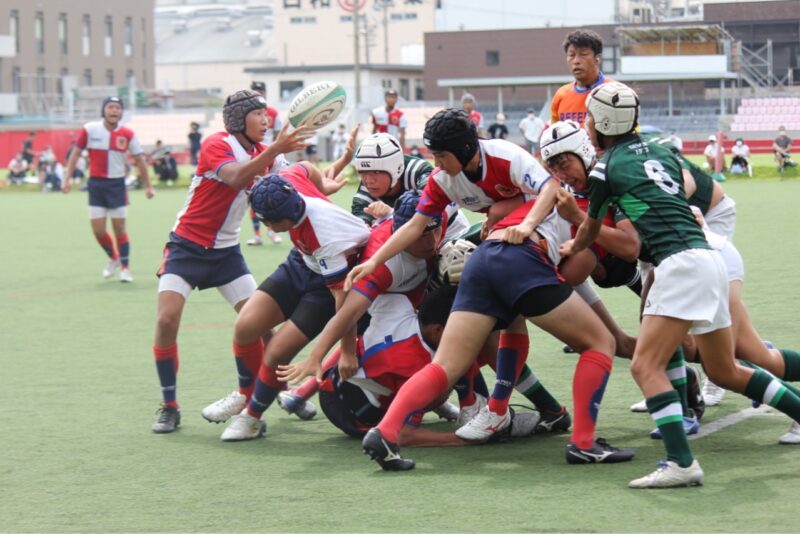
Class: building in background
0,0,154,119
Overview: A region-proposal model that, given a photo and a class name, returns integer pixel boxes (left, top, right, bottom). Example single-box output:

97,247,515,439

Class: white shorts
158,273,257,307
704,195,736,241
643,249,731,335
89,205,127,219
718,241,744,283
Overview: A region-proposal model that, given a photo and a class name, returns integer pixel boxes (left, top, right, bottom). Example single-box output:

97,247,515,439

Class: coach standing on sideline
63,96,154,283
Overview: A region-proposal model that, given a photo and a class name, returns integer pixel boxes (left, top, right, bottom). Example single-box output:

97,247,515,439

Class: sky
436,0,618,31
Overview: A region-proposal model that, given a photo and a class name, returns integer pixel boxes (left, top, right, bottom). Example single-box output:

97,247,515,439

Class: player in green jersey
561,81,800,489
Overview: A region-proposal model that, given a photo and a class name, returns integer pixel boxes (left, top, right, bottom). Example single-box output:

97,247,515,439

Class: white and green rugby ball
288,81,347,129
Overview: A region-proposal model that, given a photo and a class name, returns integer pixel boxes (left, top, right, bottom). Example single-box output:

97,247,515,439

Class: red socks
233,339,264,400
571,350,612,449
377,363,449,442
96,231,119,260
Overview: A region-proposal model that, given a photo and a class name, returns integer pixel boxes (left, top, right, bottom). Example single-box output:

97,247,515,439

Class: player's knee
156,309,181,337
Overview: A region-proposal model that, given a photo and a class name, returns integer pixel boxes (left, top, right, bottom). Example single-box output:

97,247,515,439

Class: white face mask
736,141,743,146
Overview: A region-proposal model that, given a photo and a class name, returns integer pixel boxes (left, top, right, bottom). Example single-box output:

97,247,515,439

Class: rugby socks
293,350,341,401
515,365,563,414
250,210,261,234
377,362,448,443
246,365,285,419
233,339,264,400
667,348,691,417
647,390,693,467
96,231,119,260
153,344,179,408
571,350,612,449
454,362,481,407
745,367,800,421
488,333,529,416
780,349,800,381
116,233,130,268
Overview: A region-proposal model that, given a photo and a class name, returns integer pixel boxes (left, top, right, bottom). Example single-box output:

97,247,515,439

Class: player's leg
525,289,634,464
247,207,263,246
90,211,120,278
151,277,191,433
110,214,131,282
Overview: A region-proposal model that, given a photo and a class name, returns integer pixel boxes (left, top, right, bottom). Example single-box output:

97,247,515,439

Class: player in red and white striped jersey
372,88,408,150
63,96,153,283
150,89,311,434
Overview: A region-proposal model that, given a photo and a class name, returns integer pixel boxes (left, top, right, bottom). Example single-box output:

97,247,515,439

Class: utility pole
382,2,389,64
353,1,361,105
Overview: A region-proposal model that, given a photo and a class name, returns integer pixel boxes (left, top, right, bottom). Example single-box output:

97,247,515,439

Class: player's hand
337,350,359,381
559,238,577,258
344,260,376,292
273,122,313,155
479,219,490,241
501,221,534,244
322,166,349,193
344,124,360,157
277,358,322,385
62,180,72,194
145,185,155,199
555,188,582,225
364,201,392,219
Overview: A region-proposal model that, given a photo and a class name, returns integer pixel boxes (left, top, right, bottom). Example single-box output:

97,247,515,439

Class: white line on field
690,405,785,440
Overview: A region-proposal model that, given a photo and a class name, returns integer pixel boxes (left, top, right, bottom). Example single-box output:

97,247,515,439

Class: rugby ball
288,81,347,130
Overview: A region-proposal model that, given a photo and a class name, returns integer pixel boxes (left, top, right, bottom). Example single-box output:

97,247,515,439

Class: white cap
708,135,717,142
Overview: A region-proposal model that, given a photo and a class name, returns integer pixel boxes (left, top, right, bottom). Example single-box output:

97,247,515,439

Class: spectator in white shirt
730,138,752,177
704,135,726,171
518,108,545,157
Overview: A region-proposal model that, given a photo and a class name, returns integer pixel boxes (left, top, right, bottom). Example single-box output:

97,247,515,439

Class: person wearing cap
63,96,153,283
730,137,752,177
216,160,369,442
248,81,285,245
486,112,509,140
461,93,485,138
371,88,407,150
703,134,726,172
519,108,545,157
149,89,310,434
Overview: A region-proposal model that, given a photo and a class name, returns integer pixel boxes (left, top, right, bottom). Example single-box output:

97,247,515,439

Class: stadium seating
730,97,800,132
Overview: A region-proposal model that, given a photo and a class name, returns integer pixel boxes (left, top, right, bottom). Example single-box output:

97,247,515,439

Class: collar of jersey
572,72,606,94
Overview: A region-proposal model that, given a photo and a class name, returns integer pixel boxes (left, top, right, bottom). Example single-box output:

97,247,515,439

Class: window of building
382,79,392,89
106,69,115,86
124,17,133,57
35,12,44,54
404,13,417,19
602,45,618,74
391,13,403,21
280,80,304,100
82,15,91,56
126,69,135,85
58,68,68,96
399,78,409,100
12,67,21,93
104,16,113,57
10,11,19,54
84,69,92,86
414,79,424,100
36,68,46,94
59,14,68,55
486,50,500,66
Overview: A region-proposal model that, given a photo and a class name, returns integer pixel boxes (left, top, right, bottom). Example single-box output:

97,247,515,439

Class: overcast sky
436,0,617,31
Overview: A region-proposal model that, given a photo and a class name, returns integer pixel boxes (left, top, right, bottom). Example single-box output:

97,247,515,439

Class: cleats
649,415,700,439
701,378,726,406
276,391,318,421
102,259,120,279
361,428,415,471
535,407,571,434
455,404,511,441
220,411,266,441
267,230,283,244
246,235,263,246
432,400,460,421
119,268,133,283
201,391,247,423
779,420,800,445
629,459,704,489
152,405,181,433
566,438,635,464
456,394,487,427
687,366,705,420
630,399,648,412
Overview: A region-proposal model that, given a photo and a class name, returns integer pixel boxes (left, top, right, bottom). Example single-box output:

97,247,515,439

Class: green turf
2,179,800,532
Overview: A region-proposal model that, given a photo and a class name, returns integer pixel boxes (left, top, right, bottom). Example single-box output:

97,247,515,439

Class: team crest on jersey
115,136,128,151
495,184,519,197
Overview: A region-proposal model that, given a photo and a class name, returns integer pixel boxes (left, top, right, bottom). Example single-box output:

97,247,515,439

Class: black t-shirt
487,123,508,139
775,135,791,151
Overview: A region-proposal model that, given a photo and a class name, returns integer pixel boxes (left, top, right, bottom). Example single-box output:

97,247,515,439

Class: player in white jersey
219,165,370,441
150,90,310,433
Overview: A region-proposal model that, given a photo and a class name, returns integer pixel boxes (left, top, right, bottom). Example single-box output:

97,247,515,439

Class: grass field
2,176,800,532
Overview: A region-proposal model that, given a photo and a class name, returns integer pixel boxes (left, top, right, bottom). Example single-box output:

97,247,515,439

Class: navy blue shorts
88,177,127,209
258,248,336,339
453,238,569,329
157,232,250,290
319,367,383,439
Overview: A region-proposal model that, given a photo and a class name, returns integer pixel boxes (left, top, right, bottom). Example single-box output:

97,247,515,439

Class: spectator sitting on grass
7,152,29,185
730,138,752,177
703,135,726,171
153,149,178,186
773,126,796,173
41,154,64,192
